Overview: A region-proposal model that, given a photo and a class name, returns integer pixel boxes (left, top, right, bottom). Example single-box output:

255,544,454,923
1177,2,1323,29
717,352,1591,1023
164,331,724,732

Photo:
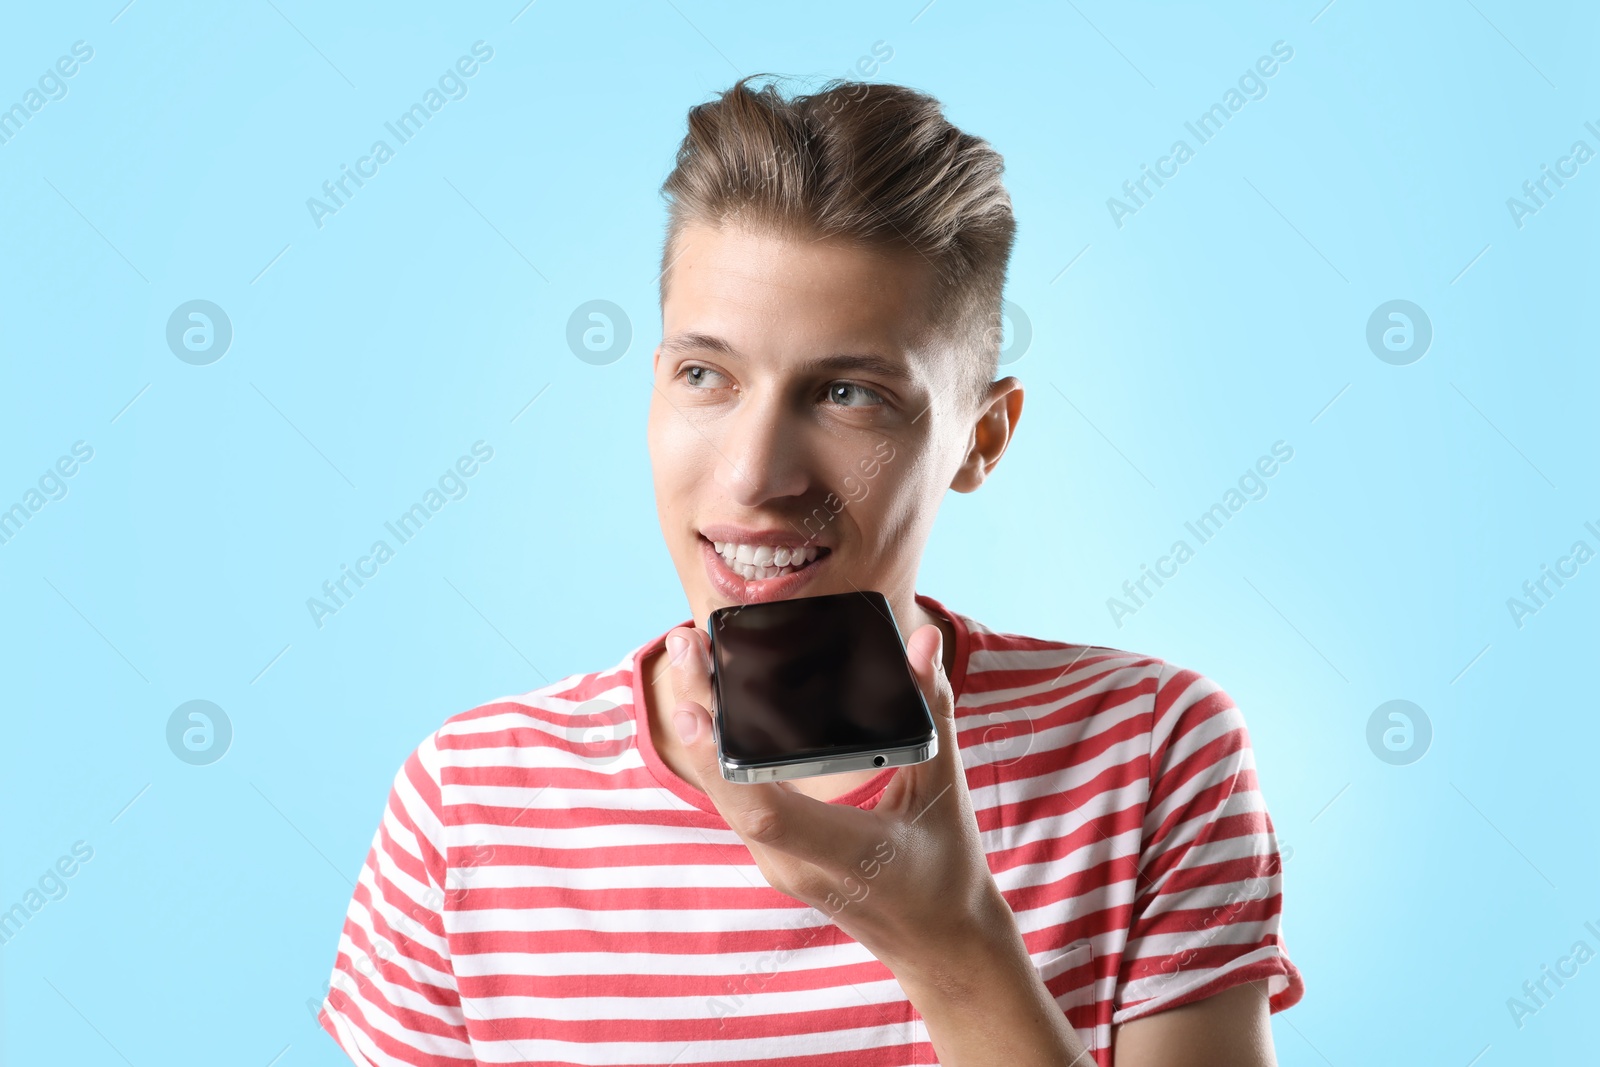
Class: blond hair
658,74,1016,409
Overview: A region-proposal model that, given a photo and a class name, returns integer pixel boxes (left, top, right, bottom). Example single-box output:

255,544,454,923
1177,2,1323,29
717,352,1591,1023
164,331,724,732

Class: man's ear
950,377,1023,493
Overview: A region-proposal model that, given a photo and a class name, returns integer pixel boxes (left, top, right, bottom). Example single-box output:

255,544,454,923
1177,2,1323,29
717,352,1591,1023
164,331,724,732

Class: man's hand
665,618,1108,1066
663,620,1004,976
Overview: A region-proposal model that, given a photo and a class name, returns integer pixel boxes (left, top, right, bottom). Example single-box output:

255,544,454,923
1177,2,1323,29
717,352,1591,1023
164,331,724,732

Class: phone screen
709,591,934,764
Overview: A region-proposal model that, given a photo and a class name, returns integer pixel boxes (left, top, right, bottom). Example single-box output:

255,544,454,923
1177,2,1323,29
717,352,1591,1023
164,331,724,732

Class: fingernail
667,633,687,664
674,709,698,743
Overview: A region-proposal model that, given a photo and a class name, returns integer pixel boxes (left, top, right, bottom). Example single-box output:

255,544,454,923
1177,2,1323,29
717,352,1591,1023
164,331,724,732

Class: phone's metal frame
716,733,937,784
707,593,938,784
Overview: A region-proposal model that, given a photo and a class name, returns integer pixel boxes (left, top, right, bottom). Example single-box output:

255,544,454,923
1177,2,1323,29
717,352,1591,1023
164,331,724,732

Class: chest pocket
1036,938,1096,1051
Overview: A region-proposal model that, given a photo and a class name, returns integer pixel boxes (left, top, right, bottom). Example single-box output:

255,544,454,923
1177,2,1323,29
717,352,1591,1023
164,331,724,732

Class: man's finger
665,625,712,714
895,624,962,798
666,667,870,867
905,624,955,732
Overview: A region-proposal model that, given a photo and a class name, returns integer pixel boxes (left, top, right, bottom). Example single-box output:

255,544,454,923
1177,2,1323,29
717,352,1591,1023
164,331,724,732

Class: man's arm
885,881,1091,1066
1112,980,1276,1066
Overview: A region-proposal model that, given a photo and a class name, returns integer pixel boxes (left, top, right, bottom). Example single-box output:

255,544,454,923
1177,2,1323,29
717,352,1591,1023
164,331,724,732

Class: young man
318,76,1303,1066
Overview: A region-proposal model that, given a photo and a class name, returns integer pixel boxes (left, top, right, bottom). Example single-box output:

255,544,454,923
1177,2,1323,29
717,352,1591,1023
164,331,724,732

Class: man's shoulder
959,615,1171,697
956,616,1234,735
956,619,1250,801
426,642,643,756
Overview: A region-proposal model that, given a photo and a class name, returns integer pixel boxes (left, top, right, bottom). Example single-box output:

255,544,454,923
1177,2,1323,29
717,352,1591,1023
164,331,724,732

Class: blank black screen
709,591,934,764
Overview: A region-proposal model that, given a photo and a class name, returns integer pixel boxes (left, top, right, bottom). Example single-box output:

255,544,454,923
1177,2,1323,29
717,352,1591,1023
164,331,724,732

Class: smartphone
707,590,938,784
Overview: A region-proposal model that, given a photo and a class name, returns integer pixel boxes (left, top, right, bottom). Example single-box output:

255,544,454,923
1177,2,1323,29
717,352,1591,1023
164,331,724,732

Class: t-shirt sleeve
317,731,475,1066
1111,663,1306,1025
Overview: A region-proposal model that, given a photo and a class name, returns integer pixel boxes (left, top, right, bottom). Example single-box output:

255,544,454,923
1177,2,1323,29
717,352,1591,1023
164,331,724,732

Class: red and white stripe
319,594,1303,1066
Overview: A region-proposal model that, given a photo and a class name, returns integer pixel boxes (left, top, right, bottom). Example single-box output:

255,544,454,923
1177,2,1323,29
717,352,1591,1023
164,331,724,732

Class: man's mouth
708,538,825,581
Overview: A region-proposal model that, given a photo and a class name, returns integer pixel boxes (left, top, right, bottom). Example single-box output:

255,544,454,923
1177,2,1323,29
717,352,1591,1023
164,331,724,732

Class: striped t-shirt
318,592,1304,1066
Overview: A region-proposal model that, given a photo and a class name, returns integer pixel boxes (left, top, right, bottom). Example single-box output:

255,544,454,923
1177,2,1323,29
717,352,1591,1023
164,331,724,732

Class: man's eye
826,382,885,407
682,365,726,388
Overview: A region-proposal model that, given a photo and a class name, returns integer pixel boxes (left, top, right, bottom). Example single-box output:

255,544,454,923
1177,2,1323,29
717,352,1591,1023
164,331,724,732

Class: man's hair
658,74,1016,411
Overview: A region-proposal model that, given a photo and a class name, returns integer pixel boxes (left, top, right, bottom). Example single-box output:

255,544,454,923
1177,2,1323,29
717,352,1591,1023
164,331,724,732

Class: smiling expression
647,220,1017,630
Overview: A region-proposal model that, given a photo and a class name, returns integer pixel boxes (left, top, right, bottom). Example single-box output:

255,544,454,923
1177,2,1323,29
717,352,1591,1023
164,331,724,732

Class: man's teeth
710,541,820,581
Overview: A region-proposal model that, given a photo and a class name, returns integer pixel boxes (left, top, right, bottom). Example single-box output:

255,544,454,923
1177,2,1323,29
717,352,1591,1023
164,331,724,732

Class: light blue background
2,1,1595,1064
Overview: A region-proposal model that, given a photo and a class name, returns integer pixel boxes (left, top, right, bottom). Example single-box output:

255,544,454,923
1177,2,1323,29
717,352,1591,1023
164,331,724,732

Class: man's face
647,219,987,626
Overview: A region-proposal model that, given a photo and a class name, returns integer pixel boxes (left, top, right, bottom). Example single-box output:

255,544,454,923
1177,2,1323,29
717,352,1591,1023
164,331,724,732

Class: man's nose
713,395,809,506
